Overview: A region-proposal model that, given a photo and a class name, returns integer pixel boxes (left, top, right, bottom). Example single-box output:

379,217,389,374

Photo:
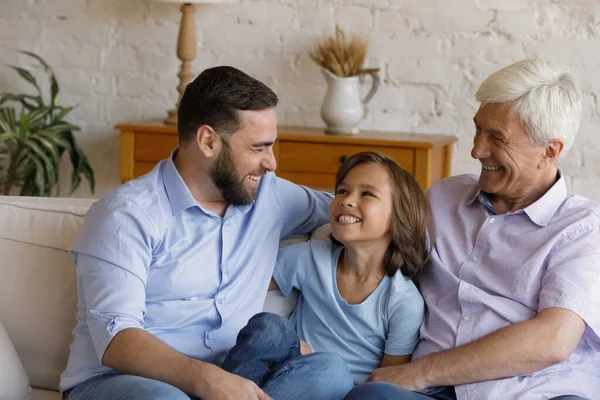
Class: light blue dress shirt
415,172,600,399
59,153,333,392
274,240,424,384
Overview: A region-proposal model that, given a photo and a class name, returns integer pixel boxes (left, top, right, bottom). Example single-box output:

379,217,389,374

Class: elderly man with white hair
345,59,600,400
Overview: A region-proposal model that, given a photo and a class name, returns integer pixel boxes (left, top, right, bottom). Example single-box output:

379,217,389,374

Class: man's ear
196,125,220,157
539,139,564,168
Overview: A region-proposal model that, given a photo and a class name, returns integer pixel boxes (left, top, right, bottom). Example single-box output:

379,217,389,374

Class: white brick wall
1,0,599,202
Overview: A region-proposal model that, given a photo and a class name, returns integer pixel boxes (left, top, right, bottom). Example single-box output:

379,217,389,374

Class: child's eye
362,191,374,197
336,189,347,195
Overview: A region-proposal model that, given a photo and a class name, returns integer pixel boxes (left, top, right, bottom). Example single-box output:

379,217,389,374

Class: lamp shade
147,0,236,3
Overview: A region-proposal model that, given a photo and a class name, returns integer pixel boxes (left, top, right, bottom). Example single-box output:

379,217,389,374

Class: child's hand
300,339,312,355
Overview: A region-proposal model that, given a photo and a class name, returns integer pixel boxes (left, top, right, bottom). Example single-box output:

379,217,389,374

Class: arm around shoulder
274,177,333,237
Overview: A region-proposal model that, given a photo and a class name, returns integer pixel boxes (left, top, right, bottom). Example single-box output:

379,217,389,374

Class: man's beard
209,143,258,206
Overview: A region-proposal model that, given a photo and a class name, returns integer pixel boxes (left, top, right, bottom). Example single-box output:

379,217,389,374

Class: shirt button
471,255,479,262
489,217,496,224
463,316,469,322
217,298,224,304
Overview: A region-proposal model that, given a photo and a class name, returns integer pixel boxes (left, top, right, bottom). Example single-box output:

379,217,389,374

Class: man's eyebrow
251,141,275,148
473,117,505,138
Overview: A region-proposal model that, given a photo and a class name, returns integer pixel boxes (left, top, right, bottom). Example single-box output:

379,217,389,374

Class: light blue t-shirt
59,152,333,392
273,240,425,384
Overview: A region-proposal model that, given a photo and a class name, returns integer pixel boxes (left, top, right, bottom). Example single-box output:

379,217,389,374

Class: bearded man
59,66,348,400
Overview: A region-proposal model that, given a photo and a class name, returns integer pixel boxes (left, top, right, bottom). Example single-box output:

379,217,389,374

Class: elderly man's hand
367,364,427,391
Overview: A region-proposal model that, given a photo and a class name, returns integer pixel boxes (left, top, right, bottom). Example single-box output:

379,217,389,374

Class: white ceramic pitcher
320,68,380,135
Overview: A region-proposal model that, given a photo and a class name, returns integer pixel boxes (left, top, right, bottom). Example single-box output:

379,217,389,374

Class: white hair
475,59,582,158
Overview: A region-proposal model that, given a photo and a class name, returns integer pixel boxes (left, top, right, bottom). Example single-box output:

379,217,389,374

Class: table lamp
147,0,237,125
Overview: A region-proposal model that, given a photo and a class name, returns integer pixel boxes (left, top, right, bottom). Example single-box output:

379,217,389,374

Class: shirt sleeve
273,241,313,296
274,177,334,238
69,195,158,363
384,281,425,356
539,221,600,335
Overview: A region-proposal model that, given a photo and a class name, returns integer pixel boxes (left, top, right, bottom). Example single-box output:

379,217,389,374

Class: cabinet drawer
278,142,414,174
277,172,336,190
135,132,178,162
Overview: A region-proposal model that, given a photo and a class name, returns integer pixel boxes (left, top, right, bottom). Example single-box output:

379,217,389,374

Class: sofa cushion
0,198,93,391
31,389,60,400
0,318,32,400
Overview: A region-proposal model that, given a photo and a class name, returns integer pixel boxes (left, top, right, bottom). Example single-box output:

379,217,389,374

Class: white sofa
0,196,308,400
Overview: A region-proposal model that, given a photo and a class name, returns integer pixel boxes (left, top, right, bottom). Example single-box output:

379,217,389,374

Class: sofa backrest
0,197,95,391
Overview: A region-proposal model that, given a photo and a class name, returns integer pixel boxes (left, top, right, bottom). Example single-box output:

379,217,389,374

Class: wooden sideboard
117,120,457,190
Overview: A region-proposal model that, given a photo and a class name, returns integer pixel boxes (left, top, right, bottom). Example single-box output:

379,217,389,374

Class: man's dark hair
177,66,279,144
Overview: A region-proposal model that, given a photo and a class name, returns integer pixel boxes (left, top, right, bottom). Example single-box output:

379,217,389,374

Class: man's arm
103,328,269,399
274,177,333,238
369,307,585,390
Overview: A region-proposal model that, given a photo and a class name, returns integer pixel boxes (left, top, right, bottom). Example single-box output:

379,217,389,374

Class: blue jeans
64,312,353,400
344,383,589,400
221,312,355,399
63,373,193,400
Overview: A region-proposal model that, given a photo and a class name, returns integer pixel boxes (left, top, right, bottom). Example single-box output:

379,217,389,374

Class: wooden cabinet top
115,120,457,149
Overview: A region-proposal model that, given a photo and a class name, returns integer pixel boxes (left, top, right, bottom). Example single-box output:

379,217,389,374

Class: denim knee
64,374,191,400
306,352,354,395
135,384,190,400
244,312,297,343
247,312,292,333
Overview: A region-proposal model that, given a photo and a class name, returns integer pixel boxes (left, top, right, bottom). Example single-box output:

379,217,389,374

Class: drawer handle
339,155,348,163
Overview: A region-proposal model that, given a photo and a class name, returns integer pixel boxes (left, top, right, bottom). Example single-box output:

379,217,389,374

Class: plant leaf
61,130,95,193
19,111,30,138
27,106,53,128
46,122,79,134
33,136,60,165
21,51,51,70
25,138,57,189
37,130,71,150
0,93,43,109
9,66,41,95
26,155,46,196
0,107,17,133
53,106,74,121
21,51,59,106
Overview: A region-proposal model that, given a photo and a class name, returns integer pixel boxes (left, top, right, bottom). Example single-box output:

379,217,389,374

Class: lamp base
164,108,178,125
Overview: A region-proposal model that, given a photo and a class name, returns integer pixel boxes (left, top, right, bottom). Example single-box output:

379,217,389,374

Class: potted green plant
0,51,94,196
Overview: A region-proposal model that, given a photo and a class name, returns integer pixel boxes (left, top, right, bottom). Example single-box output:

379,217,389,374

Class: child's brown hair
331,151,434,280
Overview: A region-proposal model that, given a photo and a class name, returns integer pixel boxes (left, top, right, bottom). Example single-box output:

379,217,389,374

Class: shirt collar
162,149,200,217
467,170,568,227
161,149,257,217
523,170,567,227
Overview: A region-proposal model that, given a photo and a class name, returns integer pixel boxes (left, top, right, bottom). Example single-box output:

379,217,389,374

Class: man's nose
471,132,491,160
262,148,277,172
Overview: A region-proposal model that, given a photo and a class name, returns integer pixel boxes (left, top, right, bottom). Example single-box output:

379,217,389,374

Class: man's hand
367,363,427,391
300,339,312,355
202,370,272,400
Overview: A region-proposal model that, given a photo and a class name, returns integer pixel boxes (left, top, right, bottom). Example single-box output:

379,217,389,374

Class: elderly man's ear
539,139,564,168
